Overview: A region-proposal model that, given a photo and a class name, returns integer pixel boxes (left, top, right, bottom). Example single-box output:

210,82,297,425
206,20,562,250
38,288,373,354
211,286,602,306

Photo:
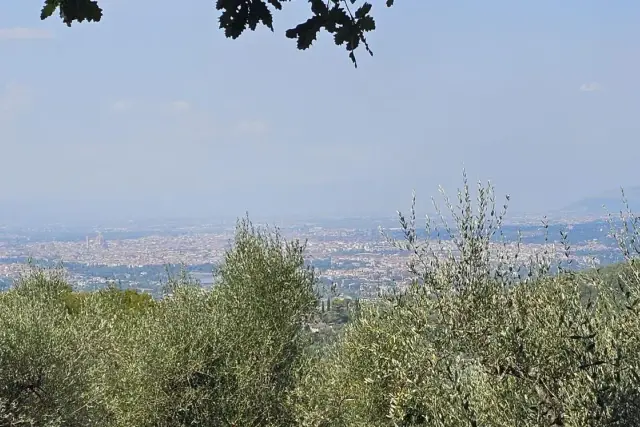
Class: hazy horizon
0,184,635,227
2,1,640,223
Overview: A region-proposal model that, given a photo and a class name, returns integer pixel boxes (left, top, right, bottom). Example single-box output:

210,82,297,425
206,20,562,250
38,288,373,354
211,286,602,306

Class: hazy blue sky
1,1,639,222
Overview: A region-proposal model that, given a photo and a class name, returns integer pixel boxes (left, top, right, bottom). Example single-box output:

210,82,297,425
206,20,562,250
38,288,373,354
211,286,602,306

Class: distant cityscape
0,204,631,299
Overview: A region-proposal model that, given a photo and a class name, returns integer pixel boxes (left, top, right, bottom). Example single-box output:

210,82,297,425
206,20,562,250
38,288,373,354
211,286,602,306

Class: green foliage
319,296,354,325
94,285,156,312
0,268,106,426
198,216,319,425
292,176,640,426
61,286,155,316
0,217,317,427
5,176,640,426
38,0,395,66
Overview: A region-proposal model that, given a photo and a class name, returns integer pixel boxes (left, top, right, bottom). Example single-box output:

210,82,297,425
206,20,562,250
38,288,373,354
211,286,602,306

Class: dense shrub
292,176,640,426
0,268,106,426
0,218,318,427
2,177,640,426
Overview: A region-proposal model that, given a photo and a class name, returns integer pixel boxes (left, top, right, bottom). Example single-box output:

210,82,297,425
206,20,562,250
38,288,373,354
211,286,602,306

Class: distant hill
559,187,640,218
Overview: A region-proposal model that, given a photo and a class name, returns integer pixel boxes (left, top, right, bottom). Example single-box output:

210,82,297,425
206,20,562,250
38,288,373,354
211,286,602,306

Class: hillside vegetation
2,179,640,426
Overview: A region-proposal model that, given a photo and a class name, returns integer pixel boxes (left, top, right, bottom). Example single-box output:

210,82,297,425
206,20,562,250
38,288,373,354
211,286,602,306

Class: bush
10,217,320,427
0,268,107,427
293,174,640,426
3,176,640,426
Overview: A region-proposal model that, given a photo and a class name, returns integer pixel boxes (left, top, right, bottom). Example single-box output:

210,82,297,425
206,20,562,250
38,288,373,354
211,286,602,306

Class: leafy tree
84,216,318,426
61,287,155,316
293,177,640,426
0,268,108,427
38,0,396,66
7,179,640,426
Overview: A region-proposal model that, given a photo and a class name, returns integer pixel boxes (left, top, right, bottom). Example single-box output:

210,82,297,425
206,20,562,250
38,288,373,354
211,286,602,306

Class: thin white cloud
579,82,602,92
110,99,191,114
0,83,32,116
169,100,190,112
0,27,54,40
110,99,135,112
233,119,269,136
107,98,269,142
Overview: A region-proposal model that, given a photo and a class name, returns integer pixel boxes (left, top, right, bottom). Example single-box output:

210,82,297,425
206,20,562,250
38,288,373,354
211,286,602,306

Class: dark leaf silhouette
39,0,395,66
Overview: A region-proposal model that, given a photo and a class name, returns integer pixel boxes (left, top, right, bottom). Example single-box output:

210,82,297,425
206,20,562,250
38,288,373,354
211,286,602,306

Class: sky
1,0,639,223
